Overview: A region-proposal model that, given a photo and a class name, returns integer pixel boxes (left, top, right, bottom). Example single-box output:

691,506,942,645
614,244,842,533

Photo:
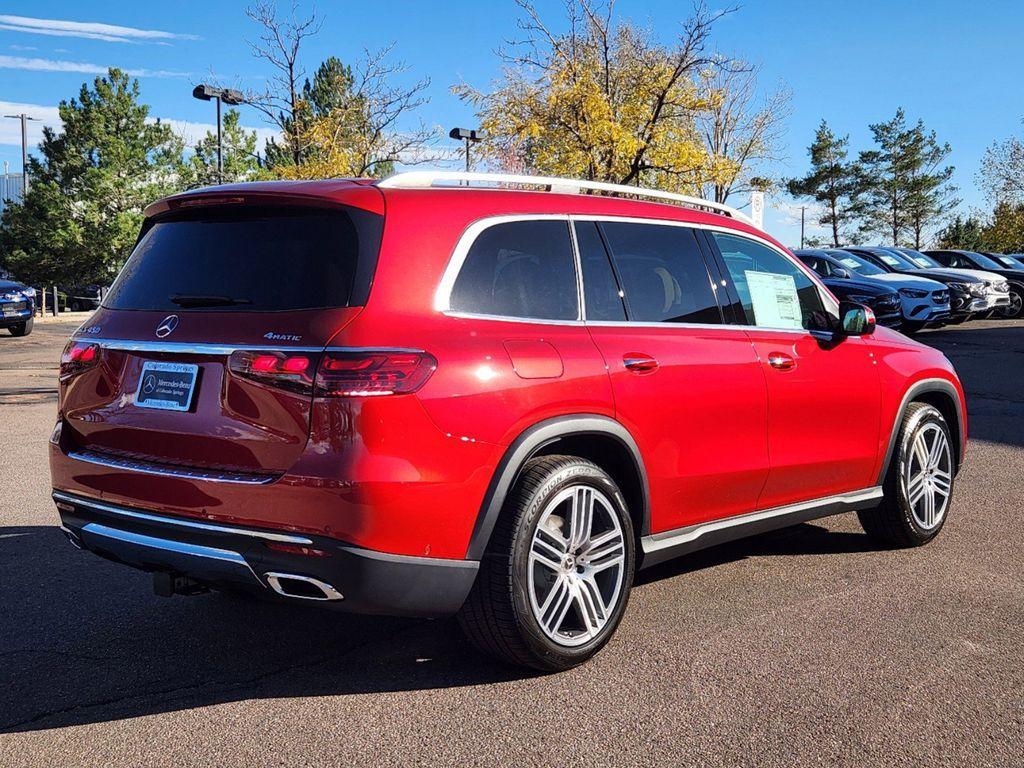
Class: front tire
9,317,33,336
1000,288,1023,319
858,403,955,547
458,455,635,671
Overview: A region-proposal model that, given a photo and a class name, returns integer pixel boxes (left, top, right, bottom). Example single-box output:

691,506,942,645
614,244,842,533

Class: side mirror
839,301,876,336
832,267,851,279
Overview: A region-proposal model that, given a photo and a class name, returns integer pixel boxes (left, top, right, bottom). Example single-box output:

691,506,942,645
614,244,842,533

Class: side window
598,222,721,324
712,232,828,331
803,257,829,277
575,221,626,321
449,220,579,321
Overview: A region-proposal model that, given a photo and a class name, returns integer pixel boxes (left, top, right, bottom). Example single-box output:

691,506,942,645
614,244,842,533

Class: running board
639,487,884,568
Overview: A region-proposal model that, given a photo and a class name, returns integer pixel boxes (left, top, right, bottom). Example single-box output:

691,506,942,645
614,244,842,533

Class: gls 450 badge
264,332,302,342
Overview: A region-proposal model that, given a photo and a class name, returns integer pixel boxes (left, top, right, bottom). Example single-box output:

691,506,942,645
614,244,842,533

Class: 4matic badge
263,332,302,342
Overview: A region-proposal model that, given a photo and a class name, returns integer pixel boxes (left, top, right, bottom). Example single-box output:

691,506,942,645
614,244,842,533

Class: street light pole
192,85,246,185
3,113,39,196
448,127,486,174
800,206,806,249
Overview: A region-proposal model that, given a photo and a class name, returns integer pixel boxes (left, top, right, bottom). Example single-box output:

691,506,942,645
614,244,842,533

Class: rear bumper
54,490,479,617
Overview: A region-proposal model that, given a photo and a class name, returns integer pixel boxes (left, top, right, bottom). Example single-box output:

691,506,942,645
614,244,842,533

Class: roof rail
377,170,754,225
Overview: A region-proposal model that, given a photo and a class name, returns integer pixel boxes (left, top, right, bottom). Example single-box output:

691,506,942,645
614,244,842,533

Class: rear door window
450,220,579,321
598,222,721,324
105,205,382,312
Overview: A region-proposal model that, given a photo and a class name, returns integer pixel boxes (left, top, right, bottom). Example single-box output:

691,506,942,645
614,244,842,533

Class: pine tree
188,108,264,188
855,109,957,247
787,120,858,247
0,68,183,286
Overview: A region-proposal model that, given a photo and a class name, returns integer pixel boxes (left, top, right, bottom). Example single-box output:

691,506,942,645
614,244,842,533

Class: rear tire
9,317,32,336
858,403,955,547
458,455,635,671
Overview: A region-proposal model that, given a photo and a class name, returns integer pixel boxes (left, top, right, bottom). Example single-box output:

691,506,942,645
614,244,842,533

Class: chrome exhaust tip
60,525,83,550
264,572,344,601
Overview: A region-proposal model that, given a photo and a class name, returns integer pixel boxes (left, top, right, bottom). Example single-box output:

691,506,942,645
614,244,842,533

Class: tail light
228,349,436,397
315,351,436,397
60,341,100,380
228,350,318,394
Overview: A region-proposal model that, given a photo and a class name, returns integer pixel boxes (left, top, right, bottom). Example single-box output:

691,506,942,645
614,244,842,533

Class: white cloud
0,100,278,155
159,119,279,153
0,102,58,152
0,15,198,44
8,44,38,51
0,54,186,78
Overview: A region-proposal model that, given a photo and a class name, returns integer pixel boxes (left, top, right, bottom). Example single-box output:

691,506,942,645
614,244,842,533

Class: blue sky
1,0,1022,246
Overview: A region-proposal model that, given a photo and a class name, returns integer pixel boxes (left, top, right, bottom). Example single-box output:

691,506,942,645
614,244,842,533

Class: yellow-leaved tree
454,0,745,195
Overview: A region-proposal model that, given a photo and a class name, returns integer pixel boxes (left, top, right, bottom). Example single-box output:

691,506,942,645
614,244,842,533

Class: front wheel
858,403,955,547
458,455,635,671
1000,288,1023,319
9,317,33,336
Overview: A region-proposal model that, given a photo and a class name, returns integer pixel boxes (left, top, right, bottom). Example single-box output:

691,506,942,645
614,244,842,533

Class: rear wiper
169,294,252,308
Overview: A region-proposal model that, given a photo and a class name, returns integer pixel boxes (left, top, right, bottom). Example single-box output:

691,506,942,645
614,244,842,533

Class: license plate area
134,361,199,412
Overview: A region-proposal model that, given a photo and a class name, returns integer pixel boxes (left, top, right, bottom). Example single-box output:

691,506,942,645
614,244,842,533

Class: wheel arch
465,415,649,560
878,378,965,484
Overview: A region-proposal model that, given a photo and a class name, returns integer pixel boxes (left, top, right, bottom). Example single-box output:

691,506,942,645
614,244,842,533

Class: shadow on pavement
0,518,884,734
913,324,1024,449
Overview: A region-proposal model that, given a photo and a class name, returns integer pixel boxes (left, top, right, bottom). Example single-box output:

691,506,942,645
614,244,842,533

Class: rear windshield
104,205,382,312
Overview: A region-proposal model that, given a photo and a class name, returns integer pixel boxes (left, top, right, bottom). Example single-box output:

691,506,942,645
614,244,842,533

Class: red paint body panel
50,180,968,568
586,325,769,532
745,331,882,508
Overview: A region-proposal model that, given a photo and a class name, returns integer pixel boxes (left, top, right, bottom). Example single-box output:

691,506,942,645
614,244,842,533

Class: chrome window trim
53,490,315,545
433,214,581,322
436,213,837,332
642,486,884,555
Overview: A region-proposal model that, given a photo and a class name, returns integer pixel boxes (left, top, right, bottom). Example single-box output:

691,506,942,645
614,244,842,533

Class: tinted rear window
449,220,579,321
105,205,382,312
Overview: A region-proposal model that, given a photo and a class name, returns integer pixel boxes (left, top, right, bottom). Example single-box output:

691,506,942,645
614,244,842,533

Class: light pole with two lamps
448,127,486,173
191,85,245,184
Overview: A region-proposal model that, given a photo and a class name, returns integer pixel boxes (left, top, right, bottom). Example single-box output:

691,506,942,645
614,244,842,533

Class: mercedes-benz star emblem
155,315,179,338
142,374,157,394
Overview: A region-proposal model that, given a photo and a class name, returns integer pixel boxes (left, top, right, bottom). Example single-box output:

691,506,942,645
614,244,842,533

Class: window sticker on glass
880,255,900,266
745,270,802,329
913,257,931,267
839,258,861,269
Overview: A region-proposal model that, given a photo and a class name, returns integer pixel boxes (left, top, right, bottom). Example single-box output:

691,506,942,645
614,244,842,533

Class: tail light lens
315,351,436,397
228,350,318,394
228,349,436,397
60,341,100,380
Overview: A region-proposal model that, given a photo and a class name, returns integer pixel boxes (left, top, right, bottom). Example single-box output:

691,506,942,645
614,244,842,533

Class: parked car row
794,246,1018,333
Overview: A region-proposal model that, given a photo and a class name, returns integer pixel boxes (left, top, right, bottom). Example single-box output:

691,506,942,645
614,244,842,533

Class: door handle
623,354,659,373
767,352,796,371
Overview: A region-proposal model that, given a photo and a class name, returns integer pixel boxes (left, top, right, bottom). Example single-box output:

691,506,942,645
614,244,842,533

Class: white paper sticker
745,270,803,329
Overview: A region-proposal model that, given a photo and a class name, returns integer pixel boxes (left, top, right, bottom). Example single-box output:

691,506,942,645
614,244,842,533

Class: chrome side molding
640,486,884,568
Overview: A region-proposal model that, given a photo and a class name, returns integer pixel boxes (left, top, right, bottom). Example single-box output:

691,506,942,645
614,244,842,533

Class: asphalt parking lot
1,318,1022,767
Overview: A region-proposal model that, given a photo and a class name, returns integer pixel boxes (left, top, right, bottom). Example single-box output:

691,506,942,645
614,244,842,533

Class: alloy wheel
904,423,953,530
1003,291,1023,319
527,485,626,647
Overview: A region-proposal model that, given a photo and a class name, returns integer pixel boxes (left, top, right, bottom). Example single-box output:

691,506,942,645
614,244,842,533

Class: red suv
51,171,967,670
